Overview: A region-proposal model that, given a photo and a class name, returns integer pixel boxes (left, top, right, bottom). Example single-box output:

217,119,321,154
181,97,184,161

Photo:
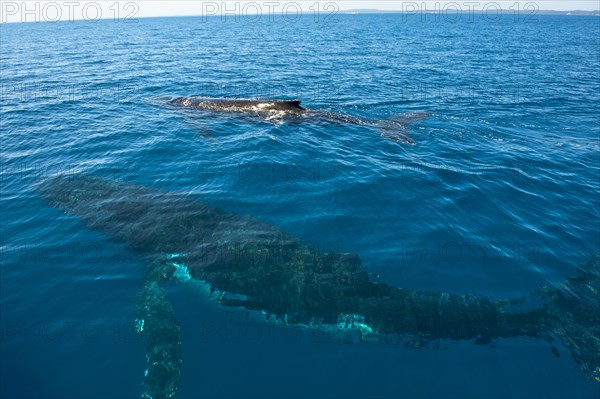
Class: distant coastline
1,8,599,24
341,9,600,16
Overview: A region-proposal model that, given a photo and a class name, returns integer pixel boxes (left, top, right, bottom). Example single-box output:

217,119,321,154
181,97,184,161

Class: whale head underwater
38,174,600,398
165,97,428,145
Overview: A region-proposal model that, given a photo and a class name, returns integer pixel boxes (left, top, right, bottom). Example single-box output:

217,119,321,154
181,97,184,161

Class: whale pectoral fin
179,114,218,142
133,257,184,399
378,126,416,145
389,111,430,125
194,124,215,140
378,111,429,145
135,278,182,399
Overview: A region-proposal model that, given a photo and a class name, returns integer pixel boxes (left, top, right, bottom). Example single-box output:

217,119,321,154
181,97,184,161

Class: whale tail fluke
377,111,429,145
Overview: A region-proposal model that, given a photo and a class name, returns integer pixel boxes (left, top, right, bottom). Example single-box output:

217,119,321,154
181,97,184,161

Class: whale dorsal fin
286,100,303,109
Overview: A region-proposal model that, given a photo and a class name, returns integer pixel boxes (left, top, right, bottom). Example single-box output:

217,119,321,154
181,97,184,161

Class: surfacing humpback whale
38,175,600,398
166,97,428,145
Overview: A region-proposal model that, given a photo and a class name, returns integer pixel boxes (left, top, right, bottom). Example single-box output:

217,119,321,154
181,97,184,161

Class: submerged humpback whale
166,97,428,145
38,175,600,398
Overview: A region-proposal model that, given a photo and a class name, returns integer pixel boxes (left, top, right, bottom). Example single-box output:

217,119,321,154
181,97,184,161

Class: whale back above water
168,97,305,113
165,96,428,145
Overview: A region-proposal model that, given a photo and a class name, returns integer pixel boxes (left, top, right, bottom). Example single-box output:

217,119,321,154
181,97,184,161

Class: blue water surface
1,13,599,399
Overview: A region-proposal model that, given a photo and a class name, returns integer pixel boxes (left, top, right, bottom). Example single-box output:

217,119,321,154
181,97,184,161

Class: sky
1,1,598,23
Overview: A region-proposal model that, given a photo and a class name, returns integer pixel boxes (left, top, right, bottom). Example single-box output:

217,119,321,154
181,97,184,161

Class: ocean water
1,13,599,399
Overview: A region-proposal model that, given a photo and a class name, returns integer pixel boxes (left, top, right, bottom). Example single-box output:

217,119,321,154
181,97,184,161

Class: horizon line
2,8,599,24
